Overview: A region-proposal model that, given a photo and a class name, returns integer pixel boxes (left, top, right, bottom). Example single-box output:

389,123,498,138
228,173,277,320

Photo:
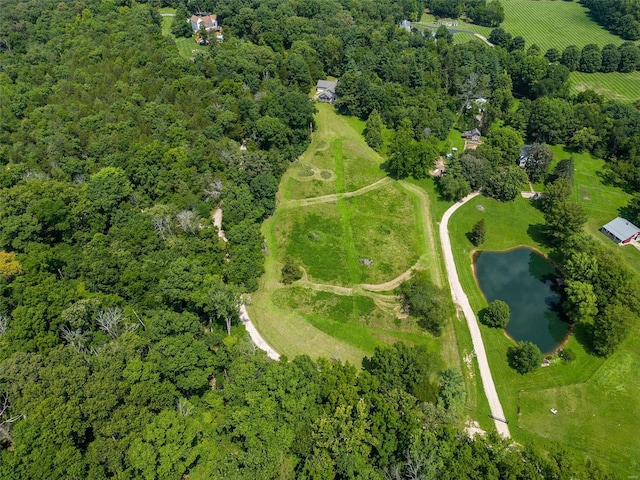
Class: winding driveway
439,192,511,438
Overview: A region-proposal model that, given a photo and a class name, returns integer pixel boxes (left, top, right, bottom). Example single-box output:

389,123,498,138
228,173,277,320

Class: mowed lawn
417,2,640,101
548,145,640,273
250,105,445,365
519,334,640,475
420,0,626,51
570,71,640,102
160,8,208,59
446,160,640,475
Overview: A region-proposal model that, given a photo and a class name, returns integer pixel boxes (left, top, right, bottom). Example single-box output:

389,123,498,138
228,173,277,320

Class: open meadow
443,154,640,475
249,104,459,367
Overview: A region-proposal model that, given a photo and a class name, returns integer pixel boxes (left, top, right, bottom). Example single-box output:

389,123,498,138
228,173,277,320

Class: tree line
581,0,640,40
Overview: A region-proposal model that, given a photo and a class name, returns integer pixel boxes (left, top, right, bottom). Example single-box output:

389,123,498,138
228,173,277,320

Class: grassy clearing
279,205,351,285
349,184,422,284
519,333,640,474
570,71,640,102
281,104,385,201
271,287,440,353
446,177,639,475
251,105,448,365
159,8,208,59
419,0,627,51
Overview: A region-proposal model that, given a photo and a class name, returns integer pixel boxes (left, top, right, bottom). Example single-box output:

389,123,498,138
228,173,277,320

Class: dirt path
440,192,511,438
214,207,276,359
212,208,228,242
473,33,493,46
360,257,423,292
282,177,392,208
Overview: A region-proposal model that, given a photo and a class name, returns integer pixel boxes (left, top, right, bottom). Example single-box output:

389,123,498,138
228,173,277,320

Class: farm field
570,71,640,102
250,104,456,367
418,0,627,51
444,165,640,475
416,1,640,101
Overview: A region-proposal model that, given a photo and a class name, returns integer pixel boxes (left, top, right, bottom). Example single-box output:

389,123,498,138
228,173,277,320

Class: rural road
439,192,511,438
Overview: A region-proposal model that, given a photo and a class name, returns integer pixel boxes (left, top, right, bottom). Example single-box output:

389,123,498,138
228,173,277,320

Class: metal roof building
601,217,640,244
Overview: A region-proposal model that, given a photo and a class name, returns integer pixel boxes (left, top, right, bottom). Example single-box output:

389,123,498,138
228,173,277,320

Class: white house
190,14,218,32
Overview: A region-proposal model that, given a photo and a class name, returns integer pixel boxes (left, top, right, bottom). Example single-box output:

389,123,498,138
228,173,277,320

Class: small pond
474,247,569,353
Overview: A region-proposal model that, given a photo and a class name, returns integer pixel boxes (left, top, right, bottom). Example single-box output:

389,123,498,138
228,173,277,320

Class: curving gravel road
240,305,280,361
439,192,511,438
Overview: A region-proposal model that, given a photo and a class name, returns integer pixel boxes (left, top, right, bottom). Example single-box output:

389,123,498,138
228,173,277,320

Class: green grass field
419,0,628,51
444,162,640,475
416,1,640,101
250,104,454,367
570,71,640,102
281,106,386,201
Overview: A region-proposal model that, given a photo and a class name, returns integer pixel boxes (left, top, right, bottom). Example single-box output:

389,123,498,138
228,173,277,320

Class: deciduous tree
507,341,542,374
564,280,598,323
483,299,510,328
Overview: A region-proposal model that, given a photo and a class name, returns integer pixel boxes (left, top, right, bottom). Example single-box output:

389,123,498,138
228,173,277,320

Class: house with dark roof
316,80,338,103
462,128,481,142
517,145,533,168
601,217,640,244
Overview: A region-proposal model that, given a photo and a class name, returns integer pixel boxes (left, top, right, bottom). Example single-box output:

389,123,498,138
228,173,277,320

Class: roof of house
602,217,640,241
463,128,481,137
317,80,337,92
519,145,533,157
191,15,218,27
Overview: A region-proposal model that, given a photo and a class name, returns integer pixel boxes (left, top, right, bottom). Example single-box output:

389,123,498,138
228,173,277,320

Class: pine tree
364,110,383,151
470,219,486,246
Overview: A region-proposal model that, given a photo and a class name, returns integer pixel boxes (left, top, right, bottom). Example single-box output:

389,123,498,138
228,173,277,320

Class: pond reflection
474,247,569,353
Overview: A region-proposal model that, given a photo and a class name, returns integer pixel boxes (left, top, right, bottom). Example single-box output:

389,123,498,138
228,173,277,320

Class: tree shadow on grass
594,168,634,192
526,223,550,247
572,321,597,356
465,231,475,245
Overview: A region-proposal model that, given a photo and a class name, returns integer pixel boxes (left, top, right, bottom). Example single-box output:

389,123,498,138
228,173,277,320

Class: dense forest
0,0,637,477
581,0,640,40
